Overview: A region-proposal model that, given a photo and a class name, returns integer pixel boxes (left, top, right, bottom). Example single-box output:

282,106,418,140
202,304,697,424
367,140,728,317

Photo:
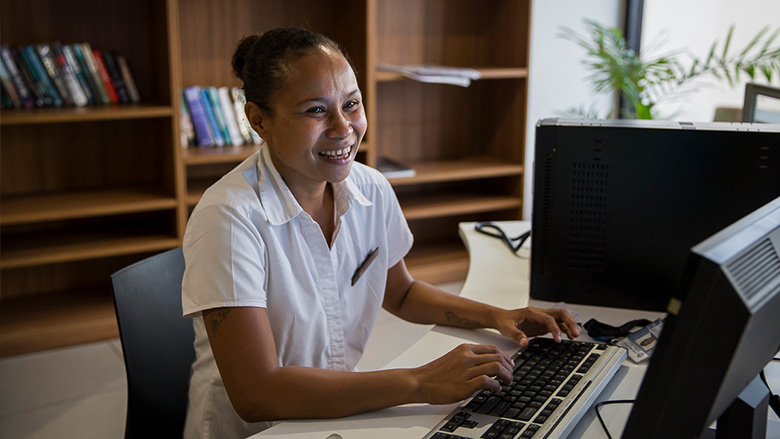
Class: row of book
0,42,140,110
181,86,262,148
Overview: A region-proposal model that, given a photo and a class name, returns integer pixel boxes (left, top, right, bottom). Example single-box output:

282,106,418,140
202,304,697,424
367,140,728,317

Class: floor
0,281,464,439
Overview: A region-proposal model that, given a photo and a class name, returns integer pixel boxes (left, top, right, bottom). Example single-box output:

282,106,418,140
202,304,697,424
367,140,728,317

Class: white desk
253,221,780,438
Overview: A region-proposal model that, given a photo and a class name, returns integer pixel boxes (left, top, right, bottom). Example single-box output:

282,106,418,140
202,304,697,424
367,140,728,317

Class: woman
182,28,579,439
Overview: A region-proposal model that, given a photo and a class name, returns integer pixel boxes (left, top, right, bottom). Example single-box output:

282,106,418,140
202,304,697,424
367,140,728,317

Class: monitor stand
700,375,770,439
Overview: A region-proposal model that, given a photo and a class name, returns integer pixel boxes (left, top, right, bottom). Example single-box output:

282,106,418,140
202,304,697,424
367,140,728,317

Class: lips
318,145,353,160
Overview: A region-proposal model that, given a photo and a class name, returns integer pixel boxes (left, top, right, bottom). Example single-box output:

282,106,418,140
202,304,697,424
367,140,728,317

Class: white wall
640,0,780,121
523,1,622,219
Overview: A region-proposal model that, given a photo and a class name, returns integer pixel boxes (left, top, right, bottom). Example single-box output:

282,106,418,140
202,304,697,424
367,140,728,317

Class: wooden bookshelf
0,0,530,356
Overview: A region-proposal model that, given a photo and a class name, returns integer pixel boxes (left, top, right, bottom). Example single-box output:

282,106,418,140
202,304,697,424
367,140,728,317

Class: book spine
51,42,88,107
200,87,224,146
231,86,261,144
116,55,140,103
180,92,196,147
218,86,245,146
14,46,49,107
207,86,232,145
36,44,72,106
183,86,215,147
0,45,34,109
91,49,119,104
102,51,129,104
0,55,22,108
61,44,94,105
73,43,108,104
25,44,63,107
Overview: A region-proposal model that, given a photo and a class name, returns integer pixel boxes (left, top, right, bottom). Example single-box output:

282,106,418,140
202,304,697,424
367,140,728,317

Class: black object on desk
531,119,780,311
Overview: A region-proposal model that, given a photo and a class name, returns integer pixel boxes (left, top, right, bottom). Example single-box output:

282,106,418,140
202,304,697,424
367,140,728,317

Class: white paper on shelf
377,64,481,87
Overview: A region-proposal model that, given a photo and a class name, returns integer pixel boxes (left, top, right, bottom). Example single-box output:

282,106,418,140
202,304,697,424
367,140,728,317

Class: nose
327,111,353,139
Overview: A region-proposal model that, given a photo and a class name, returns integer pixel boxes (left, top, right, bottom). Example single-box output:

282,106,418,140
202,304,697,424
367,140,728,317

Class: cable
594,399,635,439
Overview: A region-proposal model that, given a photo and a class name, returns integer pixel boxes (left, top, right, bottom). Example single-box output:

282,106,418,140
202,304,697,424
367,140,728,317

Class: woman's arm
203,305,514,423
382,259,580,347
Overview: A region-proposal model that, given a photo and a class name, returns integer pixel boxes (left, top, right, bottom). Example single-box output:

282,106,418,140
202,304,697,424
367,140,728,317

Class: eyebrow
296,89,361,107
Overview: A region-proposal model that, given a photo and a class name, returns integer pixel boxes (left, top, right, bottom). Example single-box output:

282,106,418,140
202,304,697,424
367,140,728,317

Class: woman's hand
411,344,514,405
492,307,580,347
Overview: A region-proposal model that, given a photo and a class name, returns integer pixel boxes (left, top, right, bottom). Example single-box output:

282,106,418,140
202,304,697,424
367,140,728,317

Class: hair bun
232,35,260,81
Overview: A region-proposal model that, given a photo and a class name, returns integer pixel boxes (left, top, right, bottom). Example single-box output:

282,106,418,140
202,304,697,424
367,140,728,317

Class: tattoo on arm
445,311,483,329
207,308,232,337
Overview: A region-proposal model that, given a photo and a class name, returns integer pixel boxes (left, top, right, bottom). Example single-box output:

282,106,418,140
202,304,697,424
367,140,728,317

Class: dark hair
232,28,351,114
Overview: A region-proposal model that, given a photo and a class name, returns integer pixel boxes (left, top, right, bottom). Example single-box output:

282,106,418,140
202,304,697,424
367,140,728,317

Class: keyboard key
518,406,538,421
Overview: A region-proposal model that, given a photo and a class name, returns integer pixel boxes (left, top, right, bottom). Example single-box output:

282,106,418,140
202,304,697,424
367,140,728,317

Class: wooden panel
177,0,368,89
375,79,527,163
0,119,172,196
375,0,530,67
405,242,469,285
0,289,118,357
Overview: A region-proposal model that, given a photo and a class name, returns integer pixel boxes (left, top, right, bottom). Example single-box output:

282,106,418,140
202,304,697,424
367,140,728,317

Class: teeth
320,145,352,159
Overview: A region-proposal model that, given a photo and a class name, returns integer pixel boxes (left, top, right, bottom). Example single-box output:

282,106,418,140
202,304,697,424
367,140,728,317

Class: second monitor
530,119,780,311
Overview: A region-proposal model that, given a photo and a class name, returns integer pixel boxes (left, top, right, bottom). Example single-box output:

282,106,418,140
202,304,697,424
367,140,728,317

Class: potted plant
559,19,780,119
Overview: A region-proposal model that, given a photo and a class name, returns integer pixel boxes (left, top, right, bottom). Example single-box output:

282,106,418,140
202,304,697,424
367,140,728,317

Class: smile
318,145,352,160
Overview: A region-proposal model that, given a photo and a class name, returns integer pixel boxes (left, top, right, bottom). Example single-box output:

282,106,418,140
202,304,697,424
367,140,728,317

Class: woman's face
250,46,367,194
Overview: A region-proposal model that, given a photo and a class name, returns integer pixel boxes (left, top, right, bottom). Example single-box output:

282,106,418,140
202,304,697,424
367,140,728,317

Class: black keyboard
426,337,614,439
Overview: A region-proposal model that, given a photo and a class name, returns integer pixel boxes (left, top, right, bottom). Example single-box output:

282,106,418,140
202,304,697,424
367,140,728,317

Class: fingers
461,344,513,385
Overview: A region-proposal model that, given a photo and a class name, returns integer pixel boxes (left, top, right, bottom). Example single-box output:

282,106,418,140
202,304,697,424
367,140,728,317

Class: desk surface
253,221,780,439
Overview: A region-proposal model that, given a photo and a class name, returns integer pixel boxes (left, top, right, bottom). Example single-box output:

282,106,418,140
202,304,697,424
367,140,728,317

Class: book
200,87,224,146
24,45,63,106
53,43,88,107
183,86,215,147
61,44,95,105
180,93,196,147
75,43,109,104
207,86,231,145
91,49,119,104
1,45,35,109
36,44,73,106
0,55,22,108
15,46,50,107
231,86,262,144
117,55,140,103
376,157,416,179
102,51,129,104
218,86,245,146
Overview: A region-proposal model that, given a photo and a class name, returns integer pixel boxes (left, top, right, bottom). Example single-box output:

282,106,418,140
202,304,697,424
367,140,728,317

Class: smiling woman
180,27,578,439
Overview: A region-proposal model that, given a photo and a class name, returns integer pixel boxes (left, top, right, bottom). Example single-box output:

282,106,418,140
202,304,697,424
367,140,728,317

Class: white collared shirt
181,144,413,439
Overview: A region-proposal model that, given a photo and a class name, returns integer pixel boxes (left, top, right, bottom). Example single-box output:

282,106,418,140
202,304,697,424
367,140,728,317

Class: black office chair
111,247,195,439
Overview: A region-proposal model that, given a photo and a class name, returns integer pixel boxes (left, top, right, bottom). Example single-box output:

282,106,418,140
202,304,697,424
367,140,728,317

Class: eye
305,106,326,115
344,100,361,112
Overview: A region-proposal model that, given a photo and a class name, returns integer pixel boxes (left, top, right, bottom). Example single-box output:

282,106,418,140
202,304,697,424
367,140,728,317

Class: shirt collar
256,143,373,226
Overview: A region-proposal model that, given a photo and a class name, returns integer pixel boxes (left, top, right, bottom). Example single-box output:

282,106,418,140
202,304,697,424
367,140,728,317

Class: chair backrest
111,247,194,439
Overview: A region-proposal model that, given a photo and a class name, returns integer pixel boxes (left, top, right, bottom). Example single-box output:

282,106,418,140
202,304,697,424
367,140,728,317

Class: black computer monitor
743,83,780,123
622,196,780,439
530,119,780,311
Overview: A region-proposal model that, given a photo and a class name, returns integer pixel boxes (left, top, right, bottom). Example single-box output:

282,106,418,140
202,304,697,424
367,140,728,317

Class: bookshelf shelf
0,0,530,355
388,157,524,186
0,105,174,125
183,144,260,165
0,289,118,357
0,189,178,225
0,234,180,269
401,193,522,221
375,67,529,83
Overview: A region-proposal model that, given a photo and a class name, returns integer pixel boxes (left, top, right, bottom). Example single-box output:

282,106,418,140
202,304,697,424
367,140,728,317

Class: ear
245,101,270,139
